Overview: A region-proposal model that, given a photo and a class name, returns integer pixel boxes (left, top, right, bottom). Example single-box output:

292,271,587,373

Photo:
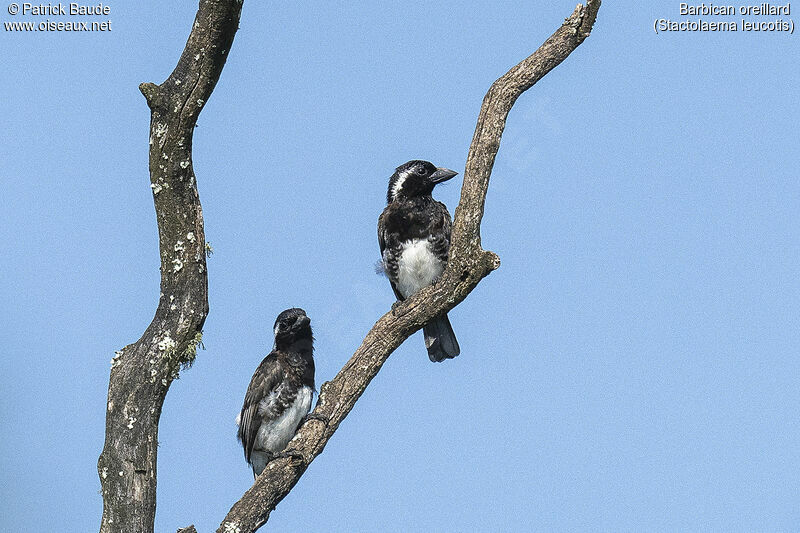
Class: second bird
378,160,460,362
236,308,315,477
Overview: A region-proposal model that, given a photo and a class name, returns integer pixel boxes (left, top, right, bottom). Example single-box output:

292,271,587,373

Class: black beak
429,167,458,184
294,315,311,329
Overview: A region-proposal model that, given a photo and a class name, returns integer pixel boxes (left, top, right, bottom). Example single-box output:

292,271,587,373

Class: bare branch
217,2,601,532
97,1,242,532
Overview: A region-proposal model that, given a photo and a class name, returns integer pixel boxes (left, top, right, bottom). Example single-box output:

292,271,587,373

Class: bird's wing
237,353,284,463
378,208,405,301
428,200,453,263
378,209,389,254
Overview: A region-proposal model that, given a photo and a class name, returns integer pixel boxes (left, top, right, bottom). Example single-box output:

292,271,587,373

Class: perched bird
378,160,461,362
236,308,315,477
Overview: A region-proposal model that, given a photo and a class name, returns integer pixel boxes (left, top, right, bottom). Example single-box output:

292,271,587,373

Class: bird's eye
416,167,427,175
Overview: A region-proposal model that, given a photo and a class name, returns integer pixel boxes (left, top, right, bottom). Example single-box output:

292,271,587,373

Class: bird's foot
270,449,305,467
300,412,330,427
391,301,403,316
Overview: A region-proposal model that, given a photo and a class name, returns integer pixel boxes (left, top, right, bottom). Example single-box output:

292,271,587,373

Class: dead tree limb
216,2,601,532
97,1,243,532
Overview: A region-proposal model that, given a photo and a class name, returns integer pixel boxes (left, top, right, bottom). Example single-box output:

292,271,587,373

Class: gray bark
97,1,243,532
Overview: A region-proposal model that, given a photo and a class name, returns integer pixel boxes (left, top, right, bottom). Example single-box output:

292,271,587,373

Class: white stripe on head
390,169,412,201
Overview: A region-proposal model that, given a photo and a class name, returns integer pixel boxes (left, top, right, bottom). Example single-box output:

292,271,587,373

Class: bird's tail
423,313,460,362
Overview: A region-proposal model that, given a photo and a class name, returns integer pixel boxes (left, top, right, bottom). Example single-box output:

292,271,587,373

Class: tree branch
97,1,243,532
216,2,601,532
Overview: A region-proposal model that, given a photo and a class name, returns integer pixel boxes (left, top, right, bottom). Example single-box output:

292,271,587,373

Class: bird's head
386,160,458,203
273,307,313,349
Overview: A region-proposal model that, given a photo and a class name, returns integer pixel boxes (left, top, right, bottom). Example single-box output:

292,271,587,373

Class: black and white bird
378,160,461,362
236,308,315,477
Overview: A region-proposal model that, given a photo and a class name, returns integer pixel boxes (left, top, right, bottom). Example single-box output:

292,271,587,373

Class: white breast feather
253,385,313,454
396,238,444,299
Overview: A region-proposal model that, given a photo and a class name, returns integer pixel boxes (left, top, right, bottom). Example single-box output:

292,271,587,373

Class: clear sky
2,1,799,531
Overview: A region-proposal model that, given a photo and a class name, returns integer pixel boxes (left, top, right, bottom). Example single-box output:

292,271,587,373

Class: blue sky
2,1,799,531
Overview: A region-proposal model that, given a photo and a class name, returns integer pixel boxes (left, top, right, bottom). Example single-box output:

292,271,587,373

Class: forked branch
98,1,243,532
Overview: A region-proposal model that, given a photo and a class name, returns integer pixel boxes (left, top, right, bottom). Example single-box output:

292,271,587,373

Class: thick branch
217,2,601,532
97,1,242,532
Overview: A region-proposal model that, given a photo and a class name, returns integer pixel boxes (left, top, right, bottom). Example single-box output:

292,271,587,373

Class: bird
236,308,315,477
378,160,461,362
